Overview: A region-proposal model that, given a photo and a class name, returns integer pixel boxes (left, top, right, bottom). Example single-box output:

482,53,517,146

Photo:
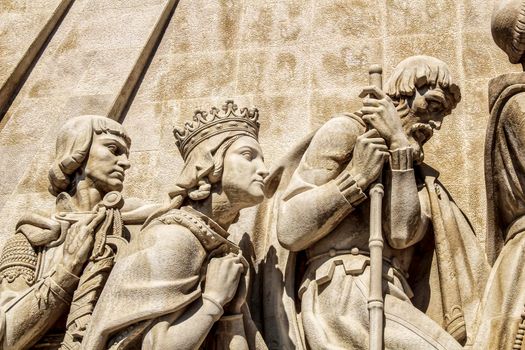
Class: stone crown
174,100,260,160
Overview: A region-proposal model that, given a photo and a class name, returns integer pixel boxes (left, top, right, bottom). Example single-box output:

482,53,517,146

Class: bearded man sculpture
259,56,488,350
471,1,525,349
0,115,139,349
82,100,269,350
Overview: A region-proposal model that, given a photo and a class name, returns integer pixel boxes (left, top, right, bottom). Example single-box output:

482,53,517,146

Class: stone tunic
472,73,525,350
275,114,488,349
0,196,151,350
0,216,82,350
82,206,264,350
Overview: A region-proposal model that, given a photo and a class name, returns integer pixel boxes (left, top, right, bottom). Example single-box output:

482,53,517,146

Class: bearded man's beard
395,100,431,164
408,123,432,164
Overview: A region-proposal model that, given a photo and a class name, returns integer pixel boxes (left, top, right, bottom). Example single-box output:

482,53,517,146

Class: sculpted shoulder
503,92,525,126
306,114,365,165
137,219,206,275
141,220,202,252
318,114,365,138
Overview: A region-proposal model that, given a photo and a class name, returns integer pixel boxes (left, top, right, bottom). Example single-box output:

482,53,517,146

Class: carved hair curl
48,115,130,196
182,135,242,201
384,55,461,115
143,135,243,227
511,2,525,63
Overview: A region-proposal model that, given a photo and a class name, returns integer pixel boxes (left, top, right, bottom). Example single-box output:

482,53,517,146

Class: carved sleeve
2,268,78,350
493,93,525,229
277,117,366,251
0,233,38,285
0,234,79,350
142,296,228,350
383,147,430,249
138,224,225,350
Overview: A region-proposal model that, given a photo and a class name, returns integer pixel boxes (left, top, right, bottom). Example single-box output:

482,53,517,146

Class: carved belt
299,251,412,299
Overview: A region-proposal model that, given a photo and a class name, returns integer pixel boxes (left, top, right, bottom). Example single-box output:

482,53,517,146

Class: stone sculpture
0,115,156,349
82,100,269,350
257,56,488,350
471,1,525,348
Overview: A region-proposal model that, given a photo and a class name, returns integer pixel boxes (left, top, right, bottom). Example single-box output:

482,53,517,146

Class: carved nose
118,156,131,170
257,165,269,180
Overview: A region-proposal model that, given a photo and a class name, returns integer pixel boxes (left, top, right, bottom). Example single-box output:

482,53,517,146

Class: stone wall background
0,0,520,249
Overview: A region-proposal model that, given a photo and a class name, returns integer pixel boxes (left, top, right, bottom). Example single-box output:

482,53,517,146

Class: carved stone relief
0,115,150,349
2,1,525,350
254,56,488,350
471,1,525,349
82,101,269,350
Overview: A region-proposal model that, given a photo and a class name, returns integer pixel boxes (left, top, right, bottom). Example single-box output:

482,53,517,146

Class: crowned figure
82,100,269,350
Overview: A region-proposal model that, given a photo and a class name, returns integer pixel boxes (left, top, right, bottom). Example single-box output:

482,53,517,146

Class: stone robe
253,114,488,350
472,72,525,350
83,206,265,350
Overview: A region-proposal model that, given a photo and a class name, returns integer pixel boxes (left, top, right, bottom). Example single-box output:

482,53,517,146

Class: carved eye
107,144,119,155
241,150,253,160
428,101,443,113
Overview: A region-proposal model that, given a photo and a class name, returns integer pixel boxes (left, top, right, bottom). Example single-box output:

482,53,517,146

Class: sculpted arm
0,210,102,350
383,148,430,248
141,225,244,350
360,87,430,248
0,264,80,350
277,117,386,251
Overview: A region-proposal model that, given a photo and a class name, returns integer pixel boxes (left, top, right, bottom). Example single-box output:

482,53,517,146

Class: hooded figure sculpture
82,100,269,350
252,56,488,350
472,1,525,349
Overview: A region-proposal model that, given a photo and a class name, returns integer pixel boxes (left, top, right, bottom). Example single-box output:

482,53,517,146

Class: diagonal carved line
108,0,180,123
0,0,75,128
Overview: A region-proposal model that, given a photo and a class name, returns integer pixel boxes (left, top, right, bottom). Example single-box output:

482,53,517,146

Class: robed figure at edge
472,1,525,349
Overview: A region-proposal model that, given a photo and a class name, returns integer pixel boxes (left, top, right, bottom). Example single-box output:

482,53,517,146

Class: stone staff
366,64,385,350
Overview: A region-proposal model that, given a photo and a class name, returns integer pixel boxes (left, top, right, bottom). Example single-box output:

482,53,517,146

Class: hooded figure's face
84,132,131,194
221,136,269,209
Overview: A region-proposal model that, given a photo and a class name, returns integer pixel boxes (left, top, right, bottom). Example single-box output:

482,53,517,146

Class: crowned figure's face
401,85,450,163
83,132,131,194
221,136,268,209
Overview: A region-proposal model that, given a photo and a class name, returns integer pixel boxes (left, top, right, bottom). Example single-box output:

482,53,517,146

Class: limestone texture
0,0,519,287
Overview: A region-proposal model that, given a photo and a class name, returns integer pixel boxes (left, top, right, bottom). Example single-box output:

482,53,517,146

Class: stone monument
0,1,522,349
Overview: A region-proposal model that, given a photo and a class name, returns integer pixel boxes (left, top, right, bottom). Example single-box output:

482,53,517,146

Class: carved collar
180,206,230,239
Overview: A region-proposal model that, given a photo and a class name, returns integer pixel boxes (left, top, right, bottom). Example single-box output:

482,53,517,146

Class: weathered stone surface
312,0,381,41
238,46,311,96
158,0,244,54
0,0,71,115
385,0,458,36
311,40,383,91
0,0,177,219
0,1,524,348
